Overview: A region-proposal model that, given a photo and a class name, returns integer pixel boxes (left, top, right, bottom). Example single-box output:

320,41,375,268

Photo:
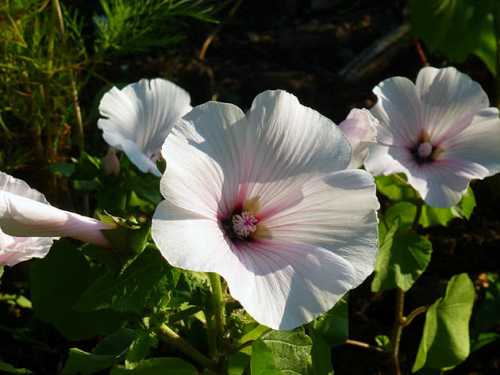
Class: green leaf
375,335,391,351
0,266,4,283
375,175,417,202
0,361,32,374
76,247,172,315
49,162,75,177
412,274,475,372
94,328,137,355
310,332,334,375
474,14,497,75
312,297,348,346
110,358,198,375
251,330,313,375
409,0,496,75
228,352,251,375
383,187,476,229
63,329,137,374
30,241,126,340
420,188,475,227
372,222,432,292
62,348,117,375
125,330,158,369
470,332,500,352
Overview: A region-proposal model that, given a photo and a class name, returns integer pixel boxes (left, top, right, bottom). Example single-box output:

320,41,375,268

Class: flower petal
0,172,113,248
364,144,471,207
364,144,411,177
405,162,470,207
161,102,246,218
263,169,379,284
240,90,352,206
152,200,237,272
338,108,378,168
0,192,112,247
151,200,358,330
0,172,54,266
371,76,423,146
0,232,53,267
440,108,500,177
416,67,489,143
98,78,191,175
246,90,351,177
226,241,356,330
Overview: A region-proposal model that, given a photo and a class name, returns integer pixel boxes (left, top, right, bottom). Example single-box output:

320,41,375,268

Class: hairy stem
157,324,216,370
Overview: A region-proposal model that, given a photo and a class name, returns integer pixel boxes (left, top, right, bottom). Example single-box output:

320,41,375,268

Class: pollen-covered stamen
232,211,258,238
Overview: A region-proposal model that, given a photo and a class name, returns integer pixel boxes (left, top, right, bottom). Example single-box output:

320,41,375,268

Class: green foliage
30,240,127,340
62,328,147,374
251,330,313,375
409,0,497,74
94,0,217,55
110,358,198,375
0,0,87,168
377,175,476,228
75,247,173,315
0,361,32,374
413,274,475,372
372,221,433,292
312,298,349,347
309,298,348,375
125,331,159,369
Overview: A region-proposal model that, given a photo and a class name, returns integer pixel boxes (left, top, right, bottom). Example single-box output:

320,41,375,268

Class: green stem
390,201,424,375
402,306,428,328
390,288,405,375
157,324,216,370
345,339,385,353
412,200,423,230
208,272,226,349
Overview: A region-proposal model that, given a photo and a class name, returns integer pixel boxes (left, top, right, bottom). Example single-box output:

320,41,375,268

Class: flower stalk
208,272,226,351
157,323,216,370
390,200,424,375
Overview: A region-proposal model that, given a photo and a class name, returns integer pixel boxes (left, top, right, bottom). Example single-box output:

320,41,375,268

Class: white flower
0,172,113,266
152,90,379,330
365,66,500,207
98,78,192,176
338,108,378,168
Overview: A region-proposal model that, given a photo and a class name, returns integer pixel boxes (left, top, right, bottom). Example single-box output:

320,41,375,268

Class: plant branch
157,323,216,370
199,0,242,61
345,339,385,353
402,306,428,328
390,288,405,375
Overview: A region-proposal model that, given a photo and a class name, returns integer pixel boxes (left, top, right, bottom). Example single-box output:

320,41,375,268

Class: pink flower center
232,211,258,238
417,142,433,159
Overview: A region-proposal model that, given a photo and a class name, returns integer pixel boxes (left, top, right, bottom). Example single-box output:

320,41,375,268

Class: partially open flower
98,78,192,176
0,172,114,266
338,108,378,168
365,66,500,207
152,90,379,330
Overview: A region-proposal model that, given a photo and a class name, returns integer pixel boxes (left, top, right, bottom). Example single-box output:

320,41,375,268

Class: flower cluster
1,67,499,331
